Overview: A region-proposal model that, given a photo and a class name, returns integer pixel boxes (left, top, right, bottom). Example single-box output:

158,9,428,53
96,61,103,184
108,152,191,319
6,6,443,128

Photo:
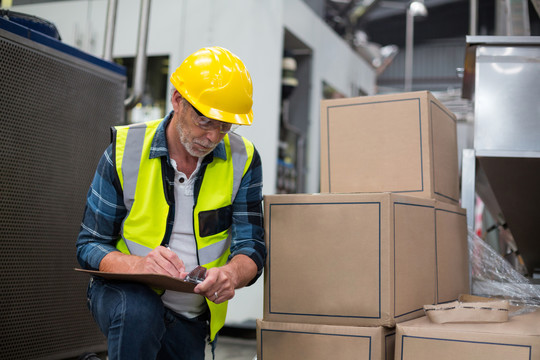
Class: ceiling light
408,1,428,17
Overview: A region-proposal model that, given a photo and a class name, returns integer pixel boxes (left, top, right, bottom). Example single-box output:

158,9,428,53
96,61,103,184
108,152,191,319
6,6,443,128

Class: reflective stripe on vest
112,119,254,341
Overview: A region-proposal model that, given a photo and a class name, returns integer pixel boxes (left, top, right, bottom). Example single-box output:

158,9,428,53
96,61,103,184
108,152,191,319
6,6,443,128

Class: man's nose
205,128,223,143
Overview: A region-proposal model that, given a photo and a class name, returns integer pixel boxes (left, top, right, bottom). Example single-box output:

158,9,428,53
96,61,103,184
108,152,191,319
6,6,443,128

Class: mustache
193,139,217,149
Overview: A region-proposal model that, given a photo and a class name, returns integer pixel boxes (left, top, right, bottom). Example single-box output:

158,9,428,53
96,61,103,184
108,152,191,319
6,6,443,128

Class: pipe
470,0,478,35
404,7,414,91
103,0,117,61
124,0,151,110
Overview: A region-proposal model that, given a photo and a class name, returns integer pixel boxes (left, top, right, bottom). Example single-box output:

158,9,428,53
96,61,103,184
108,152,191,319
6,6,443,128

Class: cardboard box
264,192,437,327
257,319,395,360
320,91,459,204
435,201,469,304
396,310,540,359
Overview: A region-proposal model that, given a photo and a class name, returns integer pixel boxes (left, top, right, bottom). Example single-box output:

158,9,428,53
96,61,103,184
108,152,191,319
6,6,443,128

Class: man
76,46,266,360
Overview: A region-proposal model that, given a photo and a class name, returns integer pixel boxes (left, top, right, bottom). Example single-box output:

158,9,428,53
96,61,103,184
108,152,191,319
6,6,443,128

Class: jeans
87,277,210,360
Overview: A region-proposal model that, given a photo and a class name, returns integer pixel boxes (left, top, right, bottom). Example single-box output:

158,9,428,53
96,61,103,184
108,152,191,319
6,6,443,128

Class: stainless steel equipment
461,36,540,274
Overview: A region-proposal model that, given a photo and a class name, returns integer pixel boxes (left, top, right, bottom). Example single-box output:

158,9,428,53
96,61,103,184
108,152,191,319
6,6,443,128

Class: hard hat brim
193,97,253,126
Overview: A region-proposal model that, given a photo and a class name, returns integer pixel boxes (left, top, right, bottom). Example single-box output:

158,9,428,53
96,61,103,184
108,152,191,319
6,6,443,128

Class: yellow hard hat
170,46,254,125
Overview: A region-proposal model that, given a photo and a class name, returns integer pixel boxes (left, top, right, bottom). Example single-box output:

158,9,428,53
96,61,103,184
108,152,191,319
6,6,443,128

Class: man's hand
99,246,187,278
193,254,257,304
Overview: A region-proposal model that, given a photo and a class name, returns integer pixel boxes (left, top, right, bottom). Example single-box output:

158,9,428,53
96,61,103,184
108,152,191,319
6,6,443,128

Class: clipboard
75,268,197,293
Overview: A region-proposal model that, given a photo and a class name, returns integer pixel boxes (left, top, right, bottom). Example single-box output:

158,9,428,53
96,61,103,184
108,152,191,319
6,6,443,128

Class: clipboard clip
184,265,207,284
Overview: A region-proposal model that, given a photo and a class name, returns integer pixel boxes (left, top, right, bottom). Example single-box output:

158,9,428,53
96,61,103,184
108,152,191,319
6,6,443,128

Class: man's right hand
99,246,187,278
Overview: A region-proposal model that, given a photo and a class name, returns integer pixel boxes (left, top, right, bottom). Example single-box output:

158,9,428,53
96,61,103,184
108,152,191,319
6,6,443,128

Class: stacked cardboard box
395,309,540,359
257,319,395,360
257,91,469,359
319,90,460,203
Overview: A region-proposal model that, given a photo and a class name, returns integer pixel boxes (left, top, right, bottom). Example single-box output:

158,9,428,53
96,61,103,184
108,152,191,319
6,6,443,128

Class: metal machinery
461,36,540,275
0,15,126,359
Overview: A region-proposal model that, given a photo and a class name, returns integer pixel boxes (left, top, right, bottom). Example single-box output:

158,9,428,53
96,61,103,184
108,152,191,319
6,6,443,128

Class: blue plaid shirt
76,113,266,281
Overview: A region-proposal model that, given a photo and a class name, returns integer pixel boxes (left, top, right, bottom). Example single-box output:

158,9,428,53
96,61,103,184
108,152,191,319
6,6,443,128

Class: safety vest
112,118,255,341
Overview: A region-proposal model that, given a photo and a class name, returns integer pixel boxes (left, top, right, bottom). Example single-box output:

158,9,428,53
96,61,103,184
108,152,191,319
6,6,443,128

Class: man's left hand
193,254,257,304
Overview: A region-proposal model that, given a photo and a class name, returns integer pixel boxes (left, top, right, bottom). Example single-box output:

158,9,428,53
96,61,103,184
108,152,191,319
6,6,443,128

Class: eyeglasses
184,99,238,134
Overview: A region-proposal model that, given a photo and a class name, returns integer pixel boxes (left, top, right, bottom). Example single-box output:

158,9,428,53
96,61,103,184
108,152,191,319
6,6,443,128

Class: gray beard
178,125,216,158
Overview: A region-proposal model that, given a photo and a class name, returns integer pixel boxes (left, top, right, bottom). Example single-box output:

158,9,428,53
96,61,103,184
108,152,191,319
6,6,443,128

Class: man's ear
171,90,182,112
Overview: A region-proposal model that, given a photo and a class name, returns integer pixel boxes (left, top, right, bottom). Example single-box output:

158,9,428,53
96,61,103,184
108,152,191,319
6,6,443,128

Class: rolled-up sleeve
76,144,126,270
229,147,266,284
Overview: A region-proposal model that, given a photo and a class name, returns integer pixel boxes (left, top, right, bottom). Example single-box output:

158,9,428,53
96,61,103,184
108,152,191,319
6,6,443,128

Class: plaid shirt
76,113,266,281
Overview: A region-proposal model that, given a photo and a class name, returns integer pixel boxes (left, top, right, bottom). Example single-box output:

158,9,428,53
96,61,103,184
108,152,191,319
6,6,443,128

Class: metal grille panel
0,29,125,359
378,37,466,91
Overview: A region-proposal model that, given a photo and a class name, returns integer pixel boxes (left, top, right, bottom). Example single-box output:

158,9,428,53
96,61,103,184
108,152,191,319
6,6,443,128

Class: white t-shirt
161,158,207,318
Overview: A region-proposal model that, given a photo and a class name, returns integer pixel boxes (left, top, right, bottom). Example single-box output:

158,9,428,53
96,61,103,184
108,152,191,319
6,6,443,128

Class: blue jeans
87,277,211,360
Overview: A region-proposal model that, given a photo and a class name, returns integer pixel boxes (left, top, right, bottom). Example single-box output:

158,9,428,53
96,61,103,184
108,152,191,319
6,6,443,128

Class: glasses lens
220,123,232,133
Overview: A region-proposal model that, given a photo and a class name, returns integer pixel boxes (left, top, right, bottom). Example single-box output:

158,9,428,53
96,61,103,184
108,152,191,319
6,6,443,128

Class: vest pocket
198,205,232,237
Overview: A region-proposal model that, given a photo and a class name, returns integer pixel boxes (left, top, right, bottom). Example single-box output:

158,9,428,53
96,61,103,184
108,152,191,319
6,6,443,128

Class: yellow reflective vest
112,118,255,341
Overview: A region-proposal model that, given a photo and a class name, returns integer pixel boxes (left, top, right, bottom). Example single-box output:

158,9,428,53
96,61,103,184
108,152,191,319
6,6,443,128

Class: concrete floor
205,336,257,360
76,333,257,360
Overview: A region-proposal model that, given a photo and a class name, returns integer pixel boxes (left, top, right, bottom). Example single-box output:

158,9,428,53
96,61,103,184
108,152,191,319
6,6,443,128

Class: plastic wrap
469,229,540,316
